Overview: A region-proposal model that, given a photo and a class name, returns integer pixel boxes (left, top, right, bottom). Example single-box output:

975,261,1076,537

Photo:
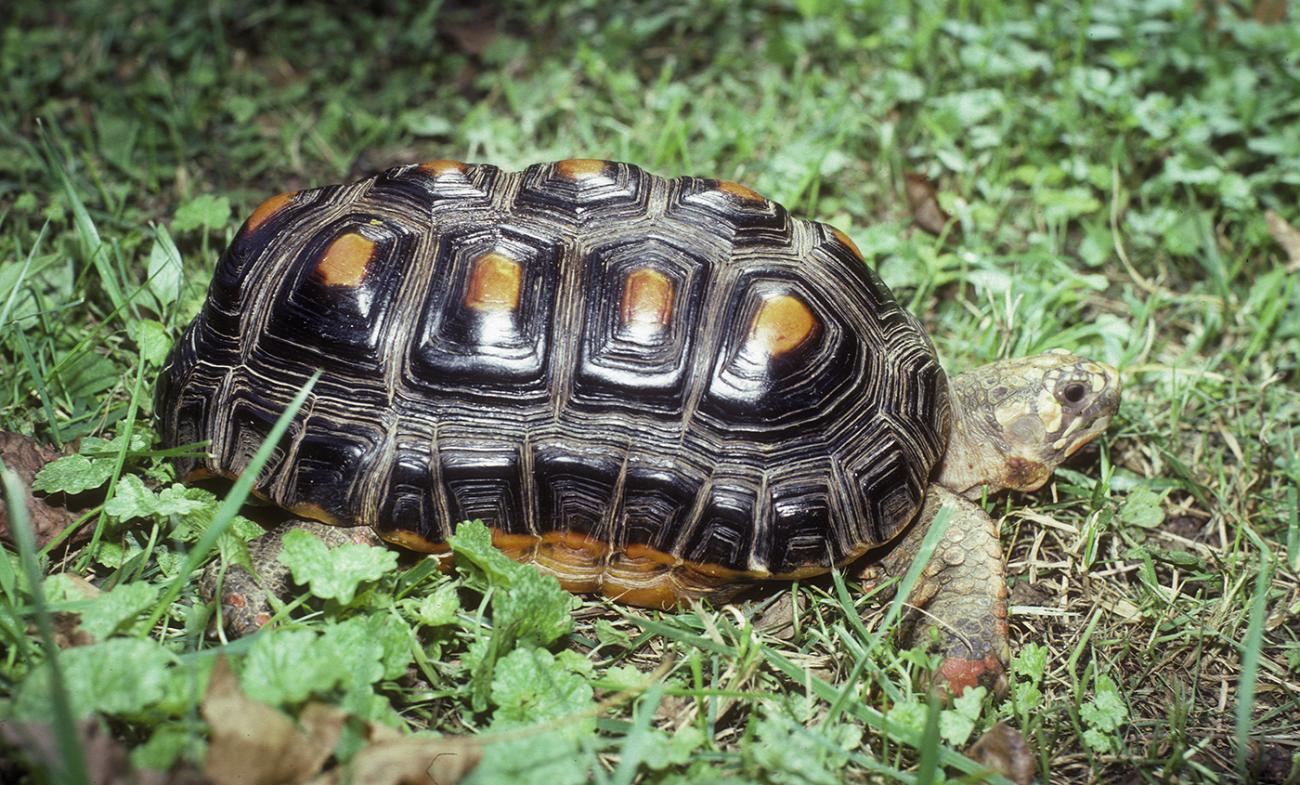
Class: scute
157,159,951,594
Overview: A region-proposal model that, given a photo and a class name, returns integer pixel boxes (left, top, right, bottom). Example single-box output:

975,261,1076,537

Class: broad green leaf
277,529,398,605
154,484,209,517
449,520,576,647
939,685,986,745
32,454,115,495
1119,486,1167,529
490,647,594,731
172,194,231,233
13,638,176,721
241,628,334,706
361,613,415,680
104,474,159,520
146,226,183,309
241,619,395,706
468,733,595,785
78,581,159,640
641,725,707,770
126,319,172,367
1080,673,1128,753
130,722,201,772
744,714,861,785
407,582,461,628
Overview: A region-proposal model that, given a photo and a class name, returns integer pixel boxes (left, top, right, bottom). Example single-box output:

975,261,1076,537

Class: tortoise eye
1060,383,1088,405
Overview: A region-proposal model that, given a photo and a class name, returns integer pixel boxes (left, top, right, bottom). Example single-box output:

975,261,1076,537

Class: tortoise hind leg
864,484,1010,695
200,519,383,637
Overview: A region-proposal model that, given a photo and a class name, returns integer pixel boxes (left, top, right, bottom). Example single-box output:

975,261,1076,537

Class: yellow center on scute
419,159,469,177
315,233,376,287
748,294,817,357
244,192,296,233
555,159,608,180
465,252,523,312
717,180,766,202
830,227,864,260
621,268,674,328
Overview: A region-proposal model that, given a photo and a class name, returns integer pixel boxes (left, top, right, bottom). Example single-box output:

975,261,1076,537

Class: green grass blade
13,329,63,448
0,221,47,330
1,463,91,785
915,692,944,785
762,646,1014,785
45,139,130,318
1234,550,1274,777
607,682,665,785
140,371,319,635
76,356,149,569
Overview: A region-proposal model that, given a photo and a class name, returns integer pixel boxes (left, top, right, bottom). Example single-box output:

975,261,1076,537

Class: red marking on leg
223,593,247,608
938,654,1005,696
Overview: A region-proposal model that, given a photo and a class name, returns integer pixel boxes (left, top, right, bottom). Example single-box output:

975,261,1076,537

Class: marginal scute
244,191,296,233
315,232,376,287
464,251,523,312
747,294,818,357
620,268,674,329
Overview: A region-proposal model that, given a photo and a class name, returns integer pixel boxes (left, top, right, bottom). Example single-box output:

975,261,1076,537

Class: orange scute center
465,252,523,312
419,159,469,176
748,294,817,356
315,233,376,287
717,179,765,202
244,192,296,233
555,159,608,179
831,227,864,260
620,268,674,329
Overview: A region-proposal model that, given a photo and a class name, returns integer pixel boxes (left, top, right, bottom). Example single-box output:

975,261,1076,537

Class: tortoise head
938,350,1121,497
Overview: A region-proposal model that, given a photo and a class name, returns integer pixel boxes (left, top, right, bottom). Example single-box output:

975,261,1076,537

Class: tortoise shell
158,159,952,606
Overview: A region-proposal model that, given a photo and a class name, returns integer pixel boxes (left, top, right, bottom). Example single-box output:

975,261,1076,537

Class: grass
2,0,1299,782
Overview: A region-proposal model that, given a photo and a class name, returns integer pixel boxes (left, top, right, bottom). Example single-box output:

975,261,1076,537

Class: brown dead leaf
0,718,208,785
202,657,345,785
41,573,101,649
752,592,807,641
903,171,952,236
307,736,482,785
0,431,82,549
967,721,1036,785
1252,0,1288,24
440,21,499,56
1265,210,1300,272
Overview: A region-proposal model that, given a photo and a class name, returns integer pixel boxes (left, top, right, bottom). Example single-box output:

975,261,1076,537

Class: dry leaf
0,431,81,549
308,736,482,785
1265,210,1300,272
903,171,952,236
202,657,344,785
967,721,1036,785
1252,0,1288,24
0,718,208,785
440,21,499,56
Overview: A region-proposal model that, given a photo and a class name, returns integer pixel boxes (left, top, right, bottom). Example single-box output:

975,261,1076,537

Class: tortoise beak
1061,362,1121,458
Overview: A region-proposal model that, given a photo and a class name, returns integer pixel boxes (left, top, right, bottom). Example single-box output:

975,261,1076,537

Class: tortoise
159,158,1120,692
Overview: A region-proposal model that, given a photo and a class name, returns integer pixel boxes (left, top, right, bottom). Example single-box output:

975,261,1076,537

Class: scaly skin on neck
936,351,1121,499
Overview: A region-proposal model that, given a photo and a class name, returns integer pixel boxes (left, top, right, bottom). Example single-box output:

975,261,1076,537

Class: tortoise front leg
866,484,1011,695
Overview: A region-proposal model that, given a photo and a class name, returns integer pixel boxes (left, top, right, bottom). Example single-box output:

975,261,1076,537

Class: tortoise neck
936,369,1048,499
